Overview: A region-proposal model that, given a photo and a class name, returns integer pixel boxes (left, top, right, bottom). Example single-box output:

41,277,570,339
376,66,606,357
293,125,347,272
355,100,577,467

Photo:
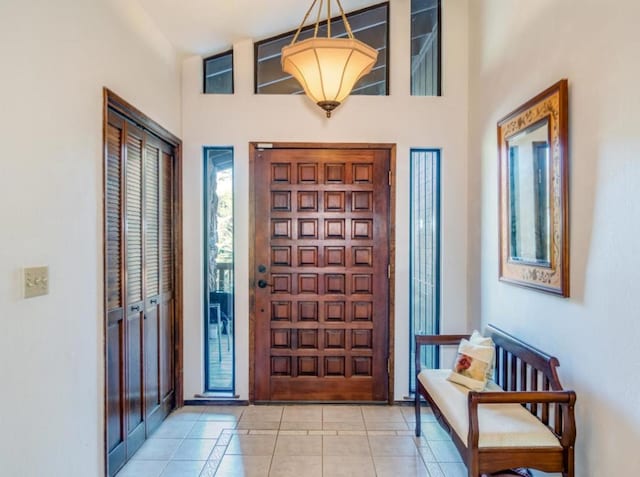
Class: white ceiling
136,0,381,56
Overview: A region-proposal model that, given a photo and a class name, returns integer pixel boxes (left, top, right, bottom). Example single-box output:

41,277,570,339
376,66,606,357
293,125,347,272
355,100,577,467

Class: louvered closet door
143,135,161,432
159,149,176,412
105,104,178,477
124,122,146,457
143,134,175,433
105,112,126,473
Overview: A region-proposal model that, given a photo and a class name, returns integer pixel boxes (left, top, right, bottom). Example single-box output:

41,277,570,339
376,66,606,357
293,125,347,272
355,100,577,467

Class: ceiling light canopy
281,0,379,118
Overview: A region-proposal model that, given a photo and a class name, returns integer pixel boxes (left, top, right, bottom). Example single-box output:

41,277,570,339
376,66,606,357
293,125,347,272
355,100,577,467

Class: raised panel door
254,148,390,401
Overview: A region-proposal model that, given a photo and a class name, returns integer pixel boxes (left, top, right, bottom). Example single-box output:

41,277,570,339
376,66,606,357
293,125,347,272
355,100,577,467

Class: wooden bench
415,325,576,477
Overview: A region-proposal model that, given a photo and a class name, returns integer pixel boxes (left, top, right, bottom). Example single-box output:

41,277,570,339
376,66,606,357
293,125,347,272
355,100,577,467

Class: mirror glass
506,118,551,266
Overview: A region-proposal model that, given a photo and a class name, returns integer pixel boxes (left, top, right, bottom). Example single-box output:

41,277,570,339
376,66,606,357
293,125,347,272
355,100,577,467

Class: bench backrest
487,324,565,433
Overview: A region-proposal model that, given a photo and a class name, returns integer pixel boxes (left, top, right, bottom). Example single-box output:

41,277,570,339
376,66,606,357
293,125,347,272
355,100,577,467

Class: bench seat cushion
418,369,561,449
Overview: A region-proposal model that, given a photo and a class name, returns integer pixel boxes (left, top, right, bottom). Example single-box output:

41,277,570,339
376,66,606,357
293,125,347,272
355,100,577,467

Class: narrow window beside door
204,147,235,393
409,149,440,392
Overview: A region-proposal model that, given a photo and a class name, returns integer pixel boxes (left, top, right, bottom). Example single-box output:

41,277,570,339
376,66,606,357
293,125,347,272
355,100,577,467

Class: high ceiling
136,0,381,56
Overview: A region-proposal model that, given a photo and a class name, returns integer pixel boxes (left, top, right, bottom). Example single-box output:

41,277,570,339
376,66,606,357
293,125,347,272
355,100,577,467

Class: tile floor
114,404,469,477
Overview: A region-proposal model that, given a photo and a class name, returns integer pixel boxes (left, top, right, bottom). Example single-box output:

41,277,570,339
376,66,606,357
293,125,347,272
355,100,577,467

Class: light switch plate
24,266,49,298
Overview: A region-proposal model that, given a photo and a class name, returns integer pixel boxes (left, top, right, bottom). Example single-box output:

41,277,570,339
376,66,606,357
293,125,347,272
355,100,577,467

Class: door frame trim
102,88,184,475
248,142,396,403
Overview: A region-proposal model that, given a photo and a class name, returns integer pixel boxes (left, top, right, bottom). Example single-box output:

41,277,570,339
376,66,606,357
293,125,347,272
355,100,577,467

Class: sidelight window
409,149,440,392
204,147,235,393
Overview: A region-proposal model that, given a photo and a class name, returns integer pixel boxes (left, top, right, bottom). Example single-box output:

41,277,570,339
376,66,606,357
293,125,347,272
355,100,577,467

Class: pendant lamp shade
281,0,379,117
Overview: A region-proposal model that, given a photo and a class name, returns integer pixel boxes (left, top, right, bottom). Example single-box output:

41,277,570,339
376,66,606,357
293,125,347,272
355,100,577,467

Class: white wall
182,0,470,401
468,0,640,475
0,0,181,475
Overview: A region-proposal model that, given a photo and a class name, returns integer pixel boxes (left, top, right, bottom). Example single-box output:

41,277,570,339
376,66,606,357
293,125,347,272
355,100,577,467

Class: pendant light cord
291,0,320,44
290,0,356,45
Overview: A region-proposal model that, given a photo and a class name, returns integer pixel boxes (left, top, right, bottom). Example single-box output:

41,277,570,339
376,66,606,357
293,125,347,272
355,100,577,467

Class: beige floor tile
281,405,323,422
274,434,322,456
337,430,367,436
237,420,281,430
241,405,284,421
199,405,244,422
366,430,397,436
322,455,376,477
401,405,418,421
115,459,168,477
122,404,467,477
278,430,308,436
151,420,197,439
397,430,416,436
322,420,365,431
373,456,430,477
419,422,450,440
438,462,468,477
368,436,420,457
210,444,227,458
187,421,232,439
428,440,461,463
214,455,271,477
132,438,182,461
269,455,322,477
170,438,216,460
165,406,205,421
158,460,205,477
361,405,404,422
279,420,323,431
226,434,277,456
418,444,437,462
322,405,363,422
322,435,370,456
365,420,410,431
410,406,437,423
196,460,218,477
424,462,445,477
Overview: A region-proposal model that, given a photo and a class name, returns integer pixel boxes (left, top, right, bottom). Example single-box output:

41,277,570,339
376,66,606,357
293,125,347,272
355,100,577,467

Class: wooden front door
252,145,392,402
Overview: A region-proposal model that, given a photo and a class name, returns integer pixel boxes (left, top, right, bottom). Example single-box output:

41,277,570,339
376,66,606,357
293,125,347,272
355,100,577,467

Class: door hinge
388,170,392,186
387,264,391,279
387,358,391,374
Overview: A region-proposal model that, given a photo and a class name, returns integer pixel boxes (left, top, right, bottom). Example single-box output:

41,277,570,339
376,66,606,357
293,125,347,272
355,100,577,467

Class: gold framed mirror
498,79,569,296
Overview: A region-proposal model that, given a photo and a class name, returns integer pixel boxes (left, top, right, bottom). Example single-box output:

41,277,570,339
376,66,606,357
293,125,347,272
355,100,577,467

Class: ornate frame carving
498,79,569,296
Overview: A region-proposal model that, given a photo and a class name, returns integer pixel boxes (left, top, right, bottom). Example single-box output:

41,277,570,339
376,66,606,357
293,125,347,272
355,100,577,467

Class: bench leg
415,392,421,437
563,445,574,477
467,453,479,477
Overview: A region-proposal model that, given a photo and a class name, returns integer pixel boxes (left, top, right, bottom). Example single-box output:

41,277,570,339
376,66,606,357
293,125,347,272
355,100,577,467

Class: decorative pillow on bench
447,332,495,391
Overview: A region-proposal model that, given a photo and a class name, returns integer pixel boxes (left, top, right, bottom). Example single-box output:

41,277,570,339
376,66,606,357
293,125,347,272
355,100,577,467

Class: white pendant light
281,0,379,118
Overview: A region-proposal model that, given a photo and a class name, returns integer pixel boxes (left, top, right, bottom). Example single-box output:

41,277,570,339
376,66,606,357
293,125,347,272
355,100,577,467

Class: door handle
150,298,158,305
257,279,273,289
130,305,141,312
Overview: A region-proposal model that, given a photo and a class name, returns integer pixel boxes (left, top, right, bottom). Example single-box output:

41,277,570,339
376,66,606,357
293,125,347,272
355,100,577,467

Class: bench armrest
468,390,576,405
415,333,470,347
414,334,469,376
467,390,577,448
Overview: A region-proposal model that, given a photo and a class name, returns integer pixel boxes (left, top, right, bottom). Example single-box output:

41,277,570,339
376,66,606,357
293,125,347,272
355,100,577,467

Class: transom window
203,50,234,94
255,2,389,95
411,0,441,96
